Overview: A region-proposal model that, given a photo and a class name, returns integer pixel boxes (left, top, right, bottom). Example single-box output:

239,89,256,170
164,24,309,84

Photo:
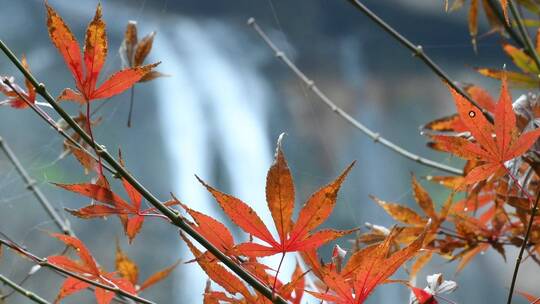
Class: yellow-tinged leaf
503,44,539,73
426,175,465,190
370,195,426,226
83,3,107,93
477,68,538,88
411,174,437,220
115,242,139,285
139,260,181,291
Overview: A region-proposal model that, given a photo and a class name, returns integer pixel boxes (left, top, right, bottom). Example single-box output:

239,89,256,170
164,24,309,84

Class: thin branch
0,274,50,304
0,136,74,236
1,78,116,175
127,86,135,128
506,176,540,304
507,0,540,70
345,0,494,123
484,0,526,49
0,237,153,304
0,39,288,304
247,18,463,176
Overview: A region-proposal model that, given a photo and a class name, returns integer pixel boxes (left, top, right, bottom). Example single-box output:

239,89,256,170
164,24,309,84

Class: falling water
154,19,295,302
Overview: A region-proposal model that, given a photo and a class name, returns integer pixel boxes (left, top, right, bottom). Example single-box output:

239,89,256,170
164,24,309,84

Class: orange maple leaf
48,234,136,304
433,76,540,184
115,242,179,292
55,177,179,243
45,3,158,104
308,226,427,304
197,135,356,257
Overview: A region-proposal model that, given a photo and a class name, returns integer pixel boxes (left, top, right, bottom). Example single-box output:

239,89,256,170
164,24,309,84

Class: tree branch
247,18,463,176
0,237,153,304
506,177,540,304
0,274,50,304
484,0,526,49
345,0,494,123
0,136,74,236
1,78,116,175
0,39,288,304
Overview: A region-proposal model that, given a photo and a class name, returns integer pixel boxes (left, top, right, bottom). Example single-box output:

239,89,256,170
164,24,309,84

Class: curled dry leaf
0,56,36,108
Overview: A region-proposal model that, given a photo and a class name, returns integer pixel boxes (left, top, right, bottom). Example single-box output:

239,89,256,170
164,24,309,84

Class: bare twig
0,274,50,304
0,237,153,304
0,136,74,236
506,173,540,304
345,0,494,123
1,79,116,175
0,39,288,304
247,18,463,176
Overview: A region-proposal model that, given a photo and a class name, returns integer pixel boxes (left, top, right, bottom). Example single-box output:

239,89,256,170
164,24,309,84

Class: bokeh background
0,0,535,303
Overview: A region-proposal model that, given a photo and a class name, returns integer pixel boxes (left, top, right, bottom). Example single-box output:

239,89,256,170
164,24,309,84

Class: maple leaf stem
0,135,75,237
0,39,289,304
506,170,540,304
0,236,154,304
505,166,535,205
507,0,540,72
0,274,50,304
127,85,135,128
247,18,463,176
141,212,170,221
342,0,495,124
272,252,286,296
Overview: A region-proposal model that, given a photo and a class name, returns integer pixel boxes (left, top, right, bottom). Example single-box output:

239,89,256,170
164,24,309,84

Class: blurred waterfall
154,19,294,302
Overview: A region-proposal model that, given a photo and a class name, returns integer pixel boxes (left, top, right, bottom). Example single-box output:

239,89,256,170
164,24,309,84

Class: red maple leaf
48,234,136,304
55,177,178,243
197,135,356,257
433,75,540,184
45,3,158,104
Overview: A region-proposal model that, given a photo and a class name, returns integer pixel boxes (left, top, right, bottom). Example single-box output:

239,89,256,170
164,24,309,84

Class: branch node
26,179,37,189
372,133,381,142
36,83,46,94
95,144,107,155
306,79,315,89
414,45,423,56
275,51,284,59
